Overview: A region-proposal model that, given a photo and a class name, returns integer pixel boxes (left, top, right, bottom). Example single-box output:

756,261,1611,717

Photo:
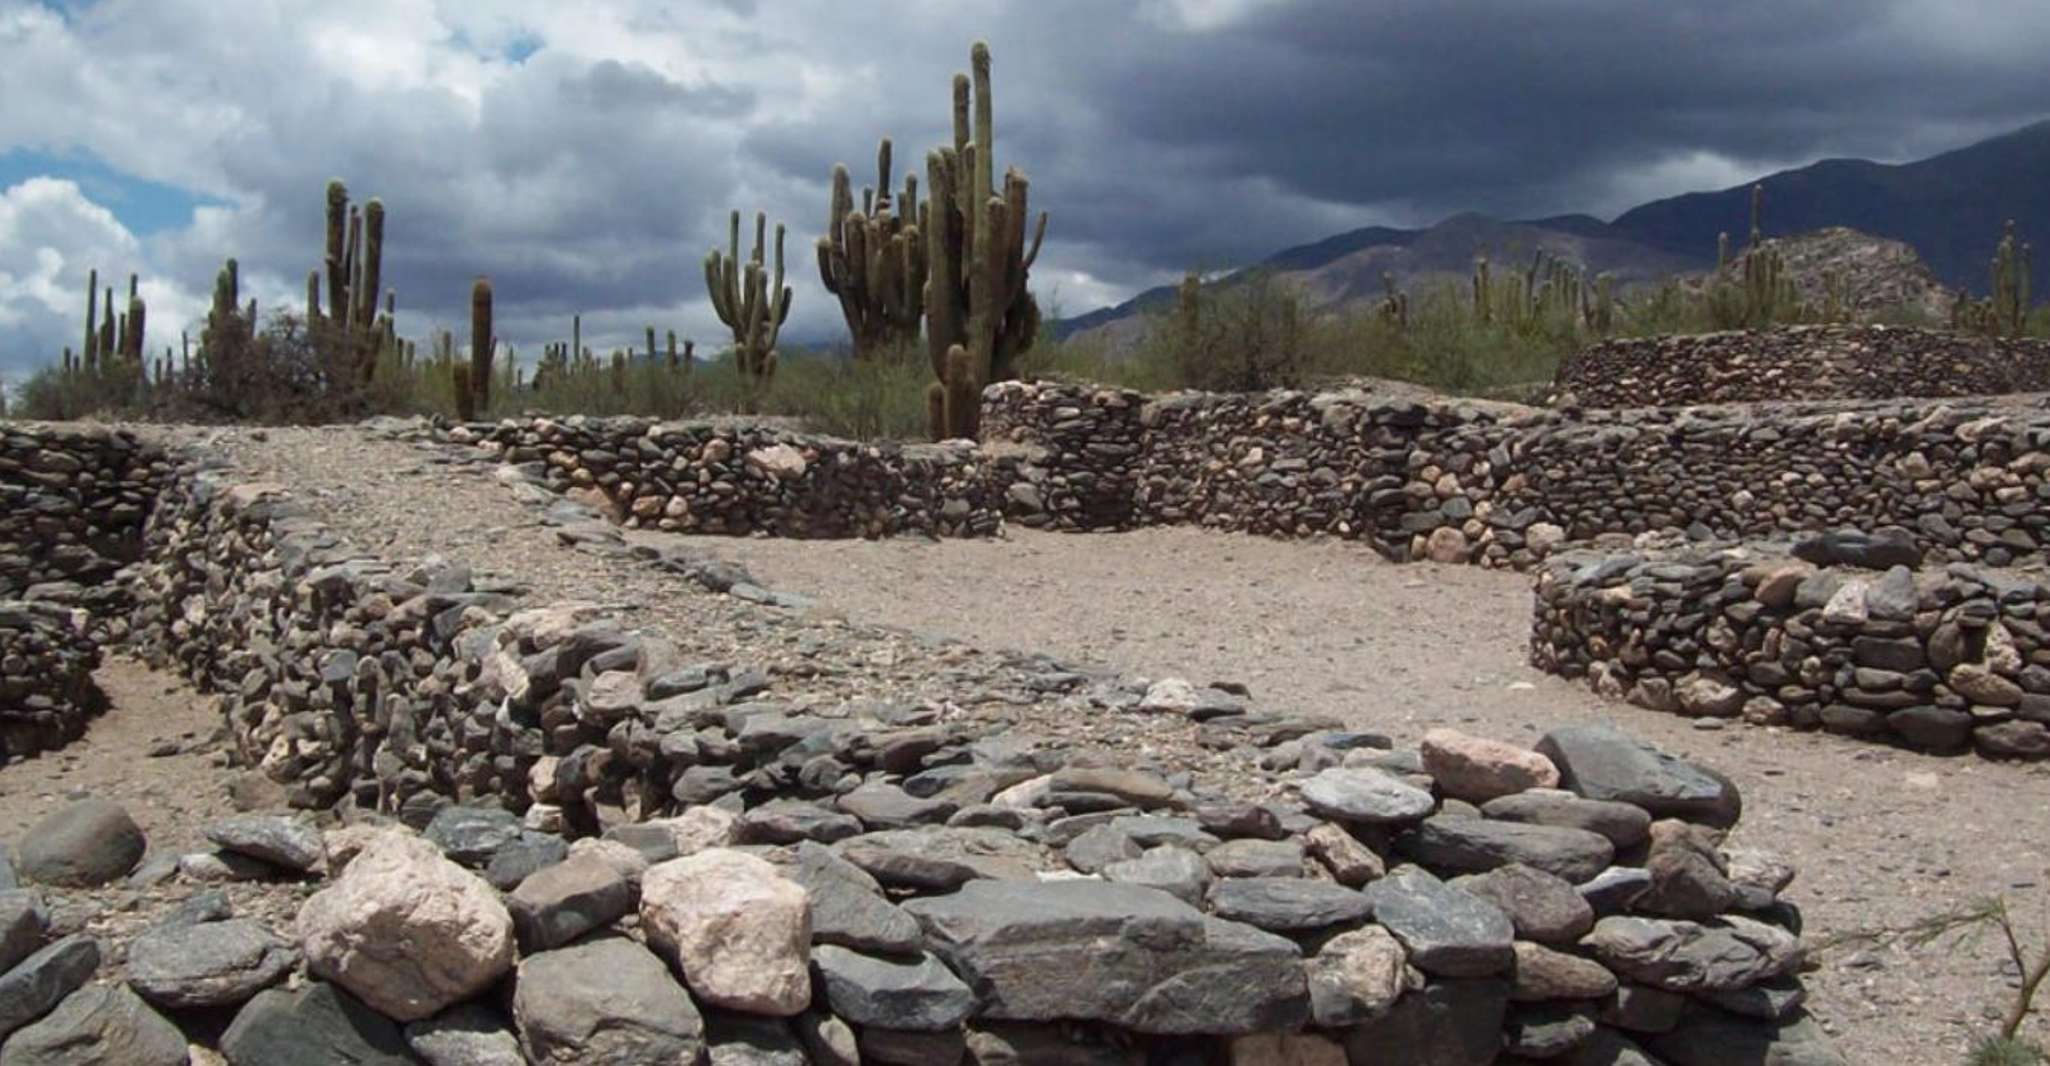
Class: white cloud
0,176,208,372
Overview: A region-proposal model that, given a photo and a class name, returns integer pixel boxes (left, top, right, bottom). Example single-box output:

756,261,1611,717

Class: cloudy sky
3,0,2048,379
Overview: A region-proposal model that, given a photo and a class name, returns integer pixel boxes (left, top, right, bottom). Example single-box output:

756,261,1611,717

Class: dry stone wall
0,600,102,760
1531,538,2050,760
1551,324,2050,408
463,415,1008,538
0,420,1847,1064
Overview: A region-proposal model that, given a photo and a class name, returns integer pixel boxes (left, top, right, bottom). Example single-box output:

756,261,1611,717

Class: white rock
296,829,516,1022
640,848,812,1016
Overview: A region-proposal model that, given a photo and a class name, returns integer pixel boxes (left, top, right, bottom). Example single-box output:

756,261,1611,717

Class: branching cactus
923,41,1048,440
705,209,792,399
317,179,392,382
820,138,928,359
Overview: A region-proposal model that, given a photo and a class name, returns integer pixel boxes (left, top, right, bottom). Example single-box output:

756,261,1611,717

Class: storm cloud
1,0,2046,376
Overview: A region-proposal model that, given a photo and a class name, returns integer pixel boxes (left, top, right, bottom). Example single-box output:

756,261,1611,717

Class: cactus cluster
312,179,398,382
77,268,148,373
705,209,791,401
819,140,927,360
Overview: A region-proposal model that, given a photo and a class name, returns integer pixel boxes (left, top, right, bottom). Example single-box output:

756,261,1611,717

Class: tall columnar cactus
924,41,1048,441
1742,241,1796,327
1992,220,2032,337
316,179,391,382
124,276,146,365
1472,257,1491,323
81,267,98,371
1748,184,1764,246
705,209,791,394
470,277,494,416
819,138,928,359
1377,271,1409,329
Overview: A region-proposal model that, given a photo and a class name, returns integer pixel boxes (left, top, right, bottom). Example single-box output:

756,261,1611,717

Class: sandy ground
688,524,2050,1063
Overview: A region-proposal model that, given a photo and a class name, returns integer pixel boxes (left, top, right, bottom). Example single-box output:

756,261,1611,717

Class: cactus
1377,271,1409,329
1993,220,2032,337
470,277,494,415
1748,183,1764,246
315,180,391,381
124,279,145,365
1472,257,1491,323
705,209,791,397
922,41,1047,440
451,361,475,421
81,268,98,370
819,138,927,359
1742,241,1795,326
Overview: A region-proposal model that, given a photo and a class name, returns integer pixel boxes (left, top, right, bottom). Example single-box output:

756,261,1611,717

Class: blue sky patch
0,149,223,236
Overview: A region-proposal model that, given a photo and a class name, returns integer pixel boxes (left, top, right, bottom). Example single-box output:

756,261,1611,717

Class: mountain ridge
1054,117,2050,341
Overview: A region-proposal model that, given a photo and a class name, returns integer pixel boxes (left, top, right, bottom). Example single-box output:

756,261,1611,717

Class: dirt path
0,655,233,855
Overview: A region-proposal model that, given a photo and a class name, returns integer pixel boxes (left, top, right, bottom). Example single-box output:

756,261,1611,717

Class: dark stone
811,945,975,1031
0,935,99,1041
1646,1008,1848,1066
0,984,186,1066
787,841,924,955
1397,816,1614,884
1364,865,1515,977
203,815,326,873
422,805,524,868
403,1002,526,1066
1790,528,1921,571
1886,706,1975,751
126,918,297,1009
17,800,145,887
1205,877,1370,932
903,879,1309,1035
1479,790,1652,849
1449,863,1594,944
220,983,415,1066
512,934,706,1064
1534,725,1742,828
507,853,638,953
1342,978,1510,1066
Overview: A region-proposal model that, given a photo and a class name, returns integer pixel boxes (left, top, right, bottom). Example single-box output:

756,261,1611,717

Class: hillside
1057,118,2050,343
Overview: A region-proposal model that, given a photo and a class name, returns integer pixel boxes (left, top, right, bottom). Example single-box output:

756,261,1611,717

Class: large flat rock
903,879,1308,1035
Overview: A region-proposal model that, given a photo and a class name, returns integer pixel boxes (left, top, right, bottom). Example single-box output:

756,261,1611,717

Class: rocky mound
1550,323,2050,407
0,716,1840,1064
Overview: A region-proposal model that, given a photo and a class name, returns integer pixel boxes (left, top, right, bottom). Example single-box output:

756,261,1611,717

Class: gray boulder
1397,816,1614,883
1342,978,1509,1066
221,983,414,1066
1647,1008,1848,1066
1300,767,1436,825
904,879,1308,1034
1479,790,1653,849
1365,866,1515,978
514,934,706,1064
423,805,525,868
1450,863,1594,944
1102,846,1213,906
204,815,326,873
0,844,17,891
0,936,99,1042
0,892,47,976
0,985,185,1066
1535,725,1742,828
705,1011,809,1066
811,946,975,1031
1205,877,1370,932
126,918,297,1008
404,1002,526,1066
506,853,637,953
1582,915,1800,993
786,842,924,955
17,801,145,887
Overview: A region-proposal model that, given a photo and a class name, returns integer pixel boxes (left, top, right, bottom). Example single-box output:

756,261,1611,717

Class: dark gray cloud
3,0,2047,376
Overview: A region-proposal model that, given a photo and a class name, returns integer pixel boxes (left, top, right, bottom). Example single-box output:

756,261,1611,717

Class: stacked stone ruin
0,412,1858,1062
1550,323,2050,407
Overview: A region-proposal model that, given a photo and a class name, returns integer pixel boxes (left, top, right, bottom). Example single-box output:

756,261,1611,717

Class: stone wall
0,600,101,760
1550,324,2050,408
1531,537,2050,760
0,423,171,621
464,416,1008,538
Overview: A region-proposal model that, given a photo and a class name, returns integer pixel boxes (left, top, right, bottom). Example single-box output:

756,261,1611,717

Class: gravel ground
13,421,2044,1063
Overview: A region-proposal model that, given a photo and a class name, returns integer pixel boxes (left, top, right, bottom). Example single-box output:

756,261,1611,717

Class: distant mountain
1608,119,2050,293
1055,117,2050,342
